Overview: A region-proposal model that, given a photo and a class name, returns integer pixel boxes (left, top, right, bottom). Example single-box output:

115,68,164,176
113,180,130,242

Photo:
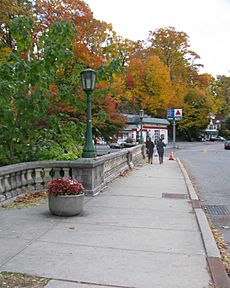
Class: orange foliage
123,56,177,116
35,0,113,68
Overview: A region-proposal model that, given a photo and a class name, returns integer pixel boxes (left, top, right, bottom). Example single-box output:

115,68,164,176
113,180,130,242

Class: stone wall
0,145,145,202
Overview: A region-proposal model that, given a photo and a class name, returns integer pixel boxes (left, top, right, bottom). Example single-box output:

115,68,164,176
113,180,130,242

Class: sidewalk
0,158,229,288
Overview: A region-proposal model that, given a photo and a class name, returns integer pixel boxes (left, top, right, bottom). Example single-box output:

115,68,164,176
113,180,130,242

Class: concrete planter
48,193,84,216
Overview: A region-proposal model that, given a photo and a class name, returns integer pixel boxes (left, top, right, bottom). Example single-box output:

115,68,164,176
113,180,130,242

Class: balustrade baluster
21,170,27,192
53,168,61,179
43,168,52,189
27,169,35,192
35,168,43,191
4,174,12,200
0,176,5,202
63,168,70,179
16,171,22,195
10,172,17,197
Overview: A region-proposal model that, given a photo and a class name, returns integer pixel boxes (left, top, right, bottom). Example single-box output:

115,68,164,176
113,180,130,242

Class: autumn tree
148,27,202,82
225,114,230,130
143,56,176,116
34,0,127,140
214,75,230,114
0,0,129,164
2,0,228,160
34,0,114,67
176,73,222,140
0,18,86,165
139,26,226,139
177,89,210,140
0,0,32,58
102,34,143,66
122,55,176,117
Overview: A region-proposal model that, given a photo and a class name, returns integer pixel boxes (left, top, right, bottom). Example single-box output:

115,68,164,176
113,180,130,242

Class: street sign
167,109,174,120
174,109,182,121
167,108,182,121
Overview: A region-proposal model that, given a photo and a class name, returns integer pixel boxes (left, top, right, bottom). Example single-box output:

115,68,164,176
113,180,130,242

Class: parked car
109,139,125,149
197,136,206,142
95,138,107,145
224,140,230,150
215,136,226,141
123,138,137,148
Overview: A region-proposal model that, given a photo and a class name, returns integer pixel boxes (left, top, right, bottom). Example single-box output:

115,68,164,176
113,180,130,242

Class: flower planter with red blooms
48,177,85,216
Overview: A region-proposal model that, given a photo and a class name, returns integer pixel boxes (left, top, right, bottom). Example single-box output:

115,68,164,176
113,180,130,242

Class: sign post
172,120,176,148
167,109,182,148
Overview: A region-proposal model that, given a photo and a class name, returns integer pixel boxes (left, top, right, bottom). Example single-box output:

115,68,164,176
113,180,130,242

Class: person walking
156,138,166,164
146,138,154,164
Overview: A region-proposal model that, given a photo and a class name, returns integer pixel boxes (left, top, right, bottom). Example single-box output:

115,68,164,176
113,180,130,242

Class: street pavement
0,156,229,288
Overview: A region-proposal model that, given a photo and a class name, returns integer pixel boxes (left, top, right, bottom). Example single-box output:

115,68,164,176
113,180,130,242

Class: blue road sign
167,109,174,120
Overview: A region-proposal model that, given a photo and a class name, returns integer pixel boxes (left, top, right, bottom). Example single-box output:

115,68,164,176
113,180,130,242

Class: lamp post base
82,149,97,158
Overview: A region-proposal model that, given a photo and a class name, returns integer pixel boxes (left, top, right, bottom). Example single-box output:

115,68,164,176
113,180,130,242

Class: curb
177,158,230,288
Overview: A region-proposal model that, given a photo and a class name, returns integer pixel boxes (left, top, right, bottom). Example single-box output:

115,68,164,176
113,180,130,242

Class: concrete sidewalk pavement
0,158,229,288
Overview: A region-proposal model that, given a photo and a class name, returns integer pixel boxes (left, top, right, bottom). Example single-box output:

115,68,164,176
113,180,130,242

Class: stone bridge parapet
0,145,145,202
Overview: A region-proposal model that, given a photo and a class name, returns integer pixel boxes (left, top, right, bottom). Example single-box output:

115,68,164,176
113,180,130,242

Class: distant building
116,114,170,144
214,114,225,129
204,113,225,140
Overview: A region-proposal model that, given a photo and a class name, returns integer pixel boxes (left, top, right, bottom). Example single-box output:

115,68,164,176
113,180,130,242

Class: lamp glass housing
80,68,96,92
139,109,144,119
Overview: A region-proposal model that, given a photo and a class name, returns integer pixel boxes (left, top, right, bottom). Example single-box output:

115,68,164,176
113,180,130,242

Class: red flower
48,177,85,196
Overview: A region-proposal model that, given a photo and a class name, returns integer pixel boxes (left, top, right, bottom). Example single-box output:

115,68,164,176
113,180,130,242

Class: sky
85,0,230,78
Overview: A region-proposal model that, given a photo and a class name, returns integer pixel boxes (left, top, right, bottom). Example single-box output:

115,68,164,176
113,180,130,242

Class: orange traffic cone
169,151,174,160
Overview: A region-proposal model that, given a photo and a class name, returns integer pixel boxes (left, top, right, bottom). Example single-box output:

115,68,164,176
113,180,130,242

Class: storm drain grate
202,205,230,215
162,193,188,199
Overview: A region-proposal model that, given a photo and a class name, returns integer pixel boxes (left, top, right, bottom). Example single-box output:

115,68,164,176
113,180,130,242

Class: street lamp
80,68,97,158
139,109,144,144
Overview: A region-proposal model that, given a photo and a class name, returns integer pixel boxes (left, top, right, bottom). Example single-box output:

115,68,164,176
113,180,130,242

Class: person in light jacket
156,138,166,164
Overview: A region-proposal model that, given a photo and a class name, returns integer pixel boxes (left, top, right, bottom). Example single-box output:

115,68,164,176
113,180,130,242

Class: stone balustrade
0,145,145,202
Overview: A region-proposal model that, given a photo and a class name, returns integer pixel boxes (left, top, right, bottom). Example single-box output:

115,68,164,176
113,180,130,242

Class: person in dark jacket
156,138,166,164
146,139,154,164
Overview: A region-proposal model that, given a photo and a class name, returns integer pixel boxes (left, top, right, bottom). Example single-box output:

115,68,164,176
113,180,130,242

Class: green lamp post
139,109,144,144
80,68,97,158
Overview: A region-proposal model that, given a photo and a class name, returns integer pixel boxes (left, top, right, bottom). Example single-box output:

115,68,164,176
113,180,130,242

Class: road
95,144,126,155
173,141,230,252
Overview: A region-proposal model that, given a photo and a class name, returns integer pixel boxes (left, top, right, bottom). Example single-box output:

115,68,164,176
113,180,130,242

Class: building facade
117,114,170,144
204,113,225,140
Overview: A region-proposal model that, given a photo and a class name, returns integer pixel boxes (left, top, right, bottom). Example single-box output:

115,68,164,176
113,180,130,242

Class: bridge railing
0,145,145,202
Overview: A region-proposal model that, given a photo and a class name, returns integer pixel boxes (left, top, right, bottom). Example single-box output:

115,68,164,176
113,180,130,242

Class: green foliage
219,129,230,139
176,87,217,140
177,111,209,141
215,75,230,114
0,18,85,166
42,21,75,72
9,17,34,52
36,120,84,161
97,58,124,82
225,114,230,130
39,143,82,161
